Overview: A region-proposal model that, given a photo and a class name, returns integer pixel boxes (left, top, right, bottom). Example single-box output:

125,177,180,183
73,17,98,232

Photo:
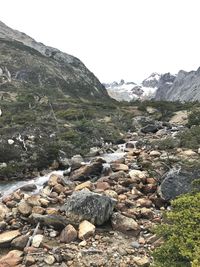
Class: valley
0,20,200,267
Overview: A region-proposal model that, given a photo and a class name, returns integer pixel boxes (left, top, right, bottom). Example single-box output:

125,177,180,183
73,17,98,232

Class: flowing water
0,150,126,199
0,170,64,199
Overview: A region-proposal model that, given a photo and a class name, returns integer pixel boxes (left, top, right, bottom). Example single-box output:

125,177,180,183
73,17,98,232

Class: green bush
178,126,200,149
188,109,200,127
152,192,200,267
153,137,179,150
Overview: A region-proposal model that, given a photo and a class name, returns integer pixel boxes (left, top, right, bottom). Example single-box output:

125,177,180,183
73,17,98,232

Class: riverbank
0,116,199,267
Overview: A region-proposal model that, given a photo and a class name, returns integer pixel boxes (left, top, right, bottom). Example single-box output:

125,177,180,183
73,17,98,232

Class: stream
0,151,126,199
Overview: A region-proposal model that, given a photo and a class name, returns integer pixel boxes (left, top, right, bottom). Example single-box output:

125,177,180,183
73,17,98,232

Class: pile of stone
0,121,199,267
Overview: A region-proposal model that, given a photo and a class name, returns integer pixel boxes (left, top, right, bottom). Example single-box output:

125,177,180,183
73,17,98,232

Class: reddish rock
60,224,77,243
96,181,110,191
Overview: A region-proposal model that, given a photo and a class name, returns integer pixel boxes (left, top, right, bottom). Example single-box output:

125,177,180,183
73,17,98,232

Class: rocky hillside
0,21,117,177
155,68,200,102
0,21,108,100
104,73,161,102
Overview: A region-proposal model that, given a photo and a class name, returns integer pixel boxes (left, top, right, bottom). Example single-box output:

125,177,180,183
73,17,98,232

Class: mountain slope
155,68,200,102
0,21,115,179
0,21,109,100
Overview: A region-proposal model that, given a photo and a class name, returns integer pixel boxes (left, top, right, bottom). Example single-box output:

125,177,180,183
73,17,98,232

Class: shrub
178,126,200,149
152,192,200,267
152,137,179,150
188,109,200,127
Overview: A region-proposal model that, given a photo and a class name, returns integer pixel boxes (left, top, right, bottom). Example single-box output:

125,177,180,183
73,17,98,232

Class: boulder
0,250,23,267
75,181,93,191
44,255,55,265
71,154,84,170
0,203,9,221
78,220,95,240
0,230,20,247
19,183,37,192
32,234,43,248
18,200,32,216
129,170,147,182
159,169,200,200
11,234,29,249
60,224,77,243
70,161,103,181
133,256,150,266
60,190,116,225
111,163,129,172
141,124,160,134
48,173,63,187
111,212,140,234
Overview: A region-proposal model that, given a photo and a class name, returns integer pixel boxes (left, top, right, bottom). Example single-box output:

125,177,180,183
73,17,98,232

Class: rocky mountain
155,68,200,102
0,21,115,178
0,21,109,100
104,73,160,102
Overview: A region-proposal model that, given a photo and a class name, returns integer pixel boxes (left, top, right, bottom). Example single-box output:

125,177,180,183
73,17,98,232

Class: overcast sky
0,0,200,83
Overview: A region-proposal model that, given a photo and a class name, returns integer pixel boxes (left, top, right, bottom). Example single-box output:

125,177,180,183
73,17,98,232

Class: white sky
0,0,200,83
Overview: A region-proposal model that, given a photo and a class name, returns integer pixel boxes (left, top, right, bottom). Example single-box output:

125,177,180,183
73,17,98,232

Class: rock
6,200,17,208
26,195,40,206
0,250,23,267
131,241,140,248
8,139,14,145
180,149,198,157
24,255,35,266
11,234,29,249
198,148,200,154
141,124,159,134
32,206,45,214
32,234,43,248
0,230,20,246
133,256,150,266
136,198,153,208
61,190,116,225
60,224,78,243
48,173,62,187
39,198,50,207
88,147,101,157
31,214,67,230
104,189,118,199
111,163,129,172
111,212,140,234
159,169,200,200
70,161,103,181
18,200,32,216
44,255,55,265
140,208,154,219
149,150,161,157
129,170,147,182
0,221,7,231
96,181,110,191
78,220,95,240
109,171,126,181
19,183,37,192
54,183,65,193
0,203,9,221
75,181,93,191
71,154,84,170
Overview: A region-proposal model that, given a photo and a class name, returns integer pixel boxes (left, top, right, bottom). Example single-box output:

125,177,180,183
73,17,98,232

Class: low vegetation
152,190,200,267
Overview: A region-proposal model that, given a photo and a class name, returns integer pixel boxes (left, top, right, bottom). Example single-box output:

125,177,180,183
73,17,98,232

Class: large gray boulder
60,190,116,225
159,169,200,201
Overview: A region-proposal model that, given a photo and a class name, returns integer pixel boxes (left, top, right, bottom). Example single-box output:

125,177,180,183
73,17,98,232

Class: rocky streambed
0,121,199,267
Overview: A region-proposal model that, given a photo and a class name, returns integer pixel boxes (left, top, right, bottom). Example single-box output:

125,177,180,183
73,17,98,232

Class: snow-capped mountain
104,73,161,102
